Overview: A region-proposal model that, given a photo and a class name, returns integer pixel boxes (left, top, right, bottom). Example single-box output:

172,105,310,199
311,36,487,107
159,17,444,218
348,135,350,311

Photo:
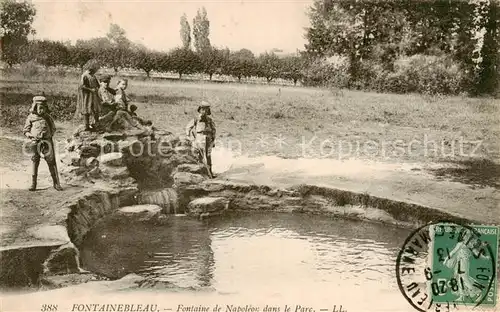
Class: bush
301,57,350,88
0,92,77,129
366,55,464,95
18,61,40,78
50,94,78,121
0,93,31,128
53,65,69,78
350,60,381,90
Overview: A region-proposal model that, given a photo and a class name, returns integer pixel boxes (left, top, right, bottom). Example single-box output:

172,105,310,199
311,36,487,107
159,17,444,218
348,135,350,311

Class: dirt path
0,134,86,247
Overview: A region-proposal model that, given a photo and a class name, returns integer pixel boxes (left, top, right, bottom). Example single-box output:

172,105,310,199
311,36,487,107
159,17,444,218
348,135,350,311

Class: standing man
23,96,63,191
186,101,216,178
76,60,101,131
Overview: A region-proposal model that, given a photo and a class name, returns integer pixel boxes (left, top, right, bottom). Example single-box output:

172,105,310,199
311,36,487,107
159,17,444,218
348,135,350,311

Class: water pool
81,211,414,311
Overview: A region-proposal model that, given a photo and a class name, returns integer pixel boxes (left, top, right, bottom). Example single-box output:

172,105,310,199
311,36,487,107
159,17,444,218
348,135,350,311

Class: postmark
396,220,498,312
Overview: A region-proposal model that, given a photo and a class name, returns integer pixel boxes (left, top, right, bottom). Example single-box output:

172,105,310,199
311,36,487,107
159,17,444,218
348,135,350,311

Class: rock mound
59,127,212,213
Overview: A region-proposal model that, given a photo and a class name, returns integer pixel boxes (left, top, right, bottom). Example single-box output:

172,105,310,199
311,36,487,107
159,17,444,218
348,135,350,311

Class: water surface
81,212,412,311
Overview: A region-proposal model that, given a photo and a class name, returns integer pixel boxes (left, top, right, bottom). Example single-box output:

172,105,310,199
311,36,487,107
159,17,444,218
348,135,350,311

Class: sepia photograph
0,0,499,311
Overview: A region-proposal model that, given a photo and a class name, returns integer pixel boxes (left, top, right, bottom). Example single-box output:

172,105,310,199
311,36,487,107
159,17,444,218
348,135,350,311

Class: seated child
98,75,116,116
114,78,131,111
129,104,153,126
105,78,143,131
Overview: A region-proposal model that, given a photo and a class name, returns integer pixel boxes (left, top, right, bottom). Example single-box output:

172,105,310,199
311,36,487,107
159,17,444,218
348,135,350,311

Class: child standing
185,101,217,178
23,96,63,191
77,60,101,131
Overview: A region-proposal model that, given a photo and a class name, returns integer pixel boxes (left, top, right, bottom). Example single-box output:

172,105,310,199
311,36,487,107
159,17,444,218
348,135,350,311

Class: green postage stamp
429,223,499,307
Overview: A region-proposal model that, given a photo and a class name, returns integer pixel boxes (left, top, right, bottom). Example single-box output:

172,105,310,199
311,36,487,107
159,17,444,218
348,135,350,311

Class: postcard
1,1,499,312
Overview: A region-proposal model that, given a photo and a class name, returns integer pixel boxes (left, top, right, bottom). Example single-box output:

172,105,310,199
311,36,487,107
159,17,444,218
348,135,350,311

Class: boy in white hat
185,101,216,178
23,96,63,191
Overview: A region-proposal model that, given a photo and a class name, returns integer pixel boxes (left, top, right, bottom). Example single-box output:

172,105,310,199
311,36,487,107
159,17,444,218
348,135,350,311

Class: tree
304,0,478,88
256,52,282,83
224,49,256,82
476,0,499,95
72,37,111,70
0,0,37,66
102,46,133,73
130,45,159,78
305,0,370,86
192,7,211,53
156,52,172,74
76,37,113,54
104,23,131,73
68,43,93,69
180,13,192,50
304,0,336,58
280,55,304,85
169,47,201,79
28,40,70,67
198,47,228,80
69,39,101,69
106,23,130,48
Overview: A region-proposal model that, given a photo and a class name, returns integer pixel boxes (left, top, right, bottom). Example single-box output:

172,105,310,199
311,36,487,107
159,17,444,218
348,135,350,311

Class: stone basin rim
0,178,483,292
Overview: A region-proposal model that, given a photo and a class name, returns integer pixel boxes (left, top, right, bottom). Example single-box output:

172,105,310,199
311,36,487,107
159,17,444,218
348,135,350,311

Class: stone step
173,172,206,186
100,165,130,180
97,152,124,167
186,197,229,220
117,205,163,221
176,163,207,175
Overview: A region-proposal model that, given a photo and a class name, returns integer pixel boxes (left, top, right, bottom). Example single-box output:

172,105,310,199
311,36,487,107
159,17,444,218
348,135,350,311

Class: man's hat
33,95,47,102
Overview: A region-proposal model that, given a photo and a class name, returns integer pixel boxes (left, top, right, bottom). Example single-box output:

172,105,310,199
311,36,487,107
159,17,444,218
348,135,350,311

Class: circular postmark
396,220,497,312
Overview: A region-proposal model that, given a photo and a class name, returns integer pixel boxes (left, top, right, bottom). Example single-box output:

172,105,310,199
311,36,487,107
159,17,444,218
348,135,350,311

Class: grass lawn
1,72,499,165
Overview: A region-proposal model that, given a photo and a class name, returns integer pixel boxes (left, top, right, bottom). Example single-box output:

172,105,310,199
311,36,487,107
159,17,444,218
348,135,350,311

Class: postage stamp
396,221,498,312
429,223,498,307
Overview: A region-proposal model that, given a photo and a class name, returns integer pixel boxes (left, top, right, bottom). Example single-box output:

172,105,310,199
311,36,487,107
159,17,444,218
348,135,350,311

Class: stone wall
179,180,473,226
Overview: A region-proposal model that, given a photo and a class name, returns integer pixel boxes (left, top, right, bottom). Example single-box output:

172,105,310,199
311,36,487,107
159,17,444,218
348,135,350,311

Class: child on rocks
114,78,131,111
96,75,118,130
98,75,116,116
77,60,101,131
185,101,216,178
23,96,63,191
105,78,143,131
129,104,152,126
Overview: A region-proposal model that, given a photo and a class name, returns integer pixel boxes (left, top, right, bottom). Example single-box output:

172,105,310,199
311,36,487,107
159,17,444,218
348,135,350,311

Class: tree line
1,0,498,95
1,3,304,85
304,0,499,96
10,26,304,85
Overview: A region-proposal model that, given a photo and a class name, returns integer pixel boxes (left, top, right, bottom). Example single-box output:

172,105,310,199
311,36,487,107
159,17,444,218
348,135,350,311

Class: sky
31,0,313,54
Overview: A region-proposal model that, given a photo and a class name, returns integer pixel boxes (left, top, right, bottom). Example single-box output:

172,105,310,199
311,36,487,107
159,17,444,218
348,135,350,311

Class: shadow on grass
429,158,500,189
